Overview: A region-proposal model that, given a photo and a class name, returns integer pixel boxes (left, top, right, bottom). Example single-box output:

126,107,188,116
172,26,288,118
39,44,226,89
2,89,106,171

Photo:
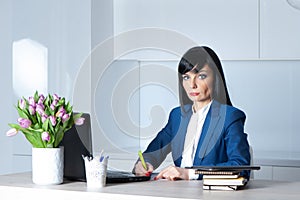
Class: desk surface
1,173,300,200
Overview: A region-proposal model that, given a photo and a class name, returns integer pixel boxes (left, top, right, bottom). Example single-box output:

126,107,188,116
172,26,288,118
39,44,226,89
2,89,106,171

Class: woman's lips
189,92,200,96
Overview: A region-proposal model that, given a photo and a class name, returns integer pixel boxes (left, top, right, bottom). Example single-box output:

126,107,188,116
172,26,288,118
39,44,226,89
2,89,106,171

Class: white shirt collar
192,100,213,115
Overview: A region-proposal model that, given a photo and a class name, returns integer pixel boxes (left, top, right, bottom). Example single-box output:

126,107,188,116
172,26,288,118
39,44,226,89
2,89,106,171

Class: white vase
32,146,64,185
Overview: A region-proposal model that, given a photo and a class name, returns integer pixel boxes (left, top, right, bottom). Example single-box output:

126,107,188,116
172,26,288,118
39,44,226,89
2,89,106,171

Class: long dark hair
178,46,232,113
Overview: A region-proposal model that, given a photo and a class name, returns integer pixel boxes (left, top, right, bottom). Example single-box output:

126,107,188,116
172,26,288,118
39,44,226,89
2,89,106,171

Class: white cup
84,157,107,188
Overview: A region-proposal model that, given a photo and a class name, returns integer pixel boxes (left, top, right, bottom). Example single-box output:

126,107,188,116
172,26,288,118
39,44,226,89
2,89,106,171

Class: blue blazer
143,100,250,178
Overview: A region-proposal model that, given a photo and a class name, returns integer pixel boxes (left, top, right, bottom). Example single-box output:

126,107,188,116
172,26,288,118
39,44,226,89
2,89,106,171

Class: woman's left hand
154,166,189,181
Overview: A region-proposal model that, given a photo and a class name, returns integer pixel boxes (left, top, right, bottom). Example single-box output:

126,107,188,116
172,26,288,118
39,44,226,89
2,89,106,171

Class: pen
100,156,104,162
138,150,147,170
99,149,104,162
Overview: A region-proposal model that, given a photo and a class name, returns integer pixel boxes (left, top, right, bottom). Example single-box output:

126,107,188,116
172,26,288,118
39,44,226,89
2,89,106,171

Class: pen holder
83,156,107,188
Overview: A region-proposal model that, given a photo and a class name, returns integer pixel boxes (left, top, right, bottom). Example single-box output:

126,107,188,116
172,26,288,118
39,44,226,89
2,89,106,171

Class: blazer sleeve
216,108,251,178
141,108,179,169
222,109,250,165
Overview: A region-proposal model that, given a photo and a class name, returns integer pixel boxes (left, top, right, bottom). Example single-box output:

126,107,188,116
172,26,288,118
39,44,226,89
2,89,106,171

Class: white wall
223,60,300,155
1,0,92,174
113,0,259,60
0,0,13,174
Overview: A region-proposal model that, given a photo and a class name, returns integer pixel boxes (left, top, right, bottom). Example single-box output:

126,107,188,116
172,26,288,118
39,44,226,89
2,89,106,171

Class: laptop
60,113,150,183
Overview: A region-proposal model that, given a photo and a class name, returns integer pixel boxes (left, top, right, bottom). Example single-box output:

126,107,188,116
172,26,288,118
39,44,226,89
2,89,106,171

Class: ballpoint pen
138,150,147,170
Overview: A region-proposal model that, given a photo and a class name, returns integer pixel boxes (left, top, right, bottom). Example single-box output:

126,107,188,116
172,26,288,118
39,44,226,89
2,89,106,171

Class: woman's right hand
134,161,154,177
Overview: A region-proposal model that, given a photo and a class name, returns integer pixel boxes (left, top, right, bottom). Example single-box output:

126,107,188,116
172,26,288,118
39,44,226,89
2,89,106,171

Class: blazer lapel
172,105,192,166
194,101,226,164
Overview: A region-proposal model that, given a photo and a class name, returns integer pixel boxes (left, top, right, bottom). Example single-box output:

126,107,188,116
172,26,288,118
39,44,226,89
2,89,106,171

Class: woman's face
182,64,214,108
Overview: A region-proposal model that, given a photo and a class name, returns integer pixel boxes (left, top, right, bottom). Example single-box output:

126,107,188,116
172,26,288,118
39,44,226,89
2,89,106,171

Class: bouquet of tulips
6,91,84,148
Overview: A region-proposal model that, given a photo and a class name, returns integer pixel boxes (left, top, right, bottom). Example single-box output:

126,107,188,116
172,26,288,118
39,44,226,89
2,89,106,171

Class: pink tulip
50,99,58,111
62,113,70,123
53,94,60,101
41,131,50,141
39,94,45,101
6,128,18,137
19,99,26,109
37,98,43,105
52,99,58,106
36,104,45,116
74,117,85,125
37,103,45,110
50,104,55,111
37,94,44,104
41,114,48,123
29,105,36,115
28,96,36,107
56,107,65,118
18,118,32,128
49,116,56,126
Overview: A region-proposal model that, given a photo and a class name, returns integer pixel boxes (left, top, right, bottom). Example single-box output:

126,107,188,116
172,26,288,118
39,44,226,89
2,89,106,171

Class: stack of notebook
189,166,260,191
202,173,247,191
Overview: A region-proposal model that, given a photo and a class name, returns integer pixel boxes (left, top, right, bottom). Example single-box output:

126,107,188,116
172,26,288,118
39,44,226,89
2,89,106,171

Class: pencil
138,150,147,170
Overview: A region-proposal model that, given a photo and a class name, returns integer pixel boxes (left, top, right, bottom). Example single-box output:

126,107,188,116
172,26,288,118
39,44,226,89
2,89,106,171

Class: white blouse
180,101,212,179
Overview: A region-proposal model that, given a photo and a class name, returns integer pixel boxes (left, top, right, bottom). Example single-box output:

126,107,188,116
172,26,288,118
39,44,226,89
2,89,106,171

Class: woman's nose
189,79,197,89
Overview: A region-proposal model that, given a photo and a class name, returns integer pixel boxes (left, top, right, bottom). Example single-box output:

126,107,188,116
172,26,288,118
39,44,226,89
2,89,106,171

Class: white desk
1,173,300,200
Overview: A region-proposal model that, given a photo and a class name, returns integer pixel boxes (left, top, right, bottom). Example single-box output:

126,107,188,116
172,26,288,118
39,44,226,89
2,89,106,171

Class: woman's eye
182,75,189,80
198,74,207,79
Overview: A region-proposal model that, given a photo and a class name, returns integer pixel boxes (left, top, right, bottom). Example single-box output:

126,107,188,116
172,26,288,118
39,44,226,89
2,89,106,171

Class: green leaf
16,106,29,119
73,112,83,120
30,113,37,125
8,123,21,130
46,143,54,148
59,97,65,105
65,102,72,113
36,113,42,125
33,123,40,129
21,128,45,148
49,132,55,143
54,118,61,132
54,128,64,147
34,91,39,102
44,95,50,107
49,121,54,133
42,118,49,132
48,107,55,116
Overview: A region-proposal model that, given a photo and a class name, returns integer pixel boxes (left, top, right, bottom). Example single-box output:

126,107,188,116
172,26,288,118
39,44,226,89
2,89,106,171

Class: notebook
186,165,260,175
60,112,150,183
188,165,261,171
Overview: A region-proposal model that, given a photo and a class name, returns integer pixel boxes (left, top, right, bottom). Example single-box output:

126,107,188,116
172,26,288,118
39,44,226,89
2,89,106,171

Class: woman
133,46,250,180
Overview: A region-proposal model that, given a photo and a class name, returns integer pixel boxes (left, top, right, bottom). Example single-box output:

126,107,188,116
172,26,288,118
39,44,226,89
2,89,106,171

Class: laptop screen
61,113,92,181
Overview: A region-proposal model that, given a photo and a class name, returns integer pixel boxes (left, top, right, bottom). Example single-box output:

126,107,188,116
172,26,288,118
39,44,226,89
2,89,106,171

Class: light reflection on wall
12,39,48,97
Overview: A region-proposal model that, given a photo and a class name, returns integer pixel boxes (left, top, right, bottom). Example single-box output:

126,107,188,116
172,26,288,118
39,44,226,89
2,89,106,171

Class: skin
181,64,214,112
135,64,214,180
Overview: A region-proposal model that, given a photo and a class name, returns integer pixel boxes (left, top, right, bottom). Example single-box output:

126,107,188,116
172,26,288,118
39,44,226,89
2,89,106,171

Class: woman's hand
154,166,189,181
134,161,154,177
